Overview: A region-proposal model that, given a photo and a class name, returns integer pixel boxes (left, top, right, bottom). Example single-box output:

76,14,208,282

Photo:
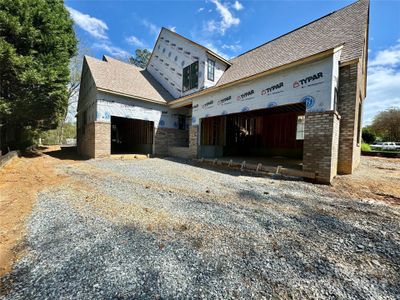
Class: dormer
146,28,231,99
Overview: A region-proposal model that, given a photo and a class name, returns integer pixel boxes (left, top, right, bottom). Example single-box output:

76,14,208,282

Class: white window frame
207,58,215,81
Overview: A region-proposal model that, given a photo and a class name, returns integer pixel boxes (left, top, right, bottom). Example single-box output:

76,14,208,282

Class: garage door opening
111,116,154,155
200,103,305,168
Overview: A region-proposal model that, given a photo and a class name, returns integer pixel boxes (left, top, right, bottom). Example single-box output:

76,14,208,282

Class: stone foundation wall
303,111,341,184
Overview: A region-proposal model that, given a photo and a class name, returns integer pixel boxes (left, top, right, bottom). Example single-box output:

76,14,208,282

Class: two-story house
77,0,369,183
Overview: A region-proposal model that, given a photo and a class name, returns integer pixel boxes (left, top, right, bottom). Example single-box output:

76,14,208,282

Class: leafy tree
0,0,77,149
362,126,376,144
371,108,400,141
129,48,152,68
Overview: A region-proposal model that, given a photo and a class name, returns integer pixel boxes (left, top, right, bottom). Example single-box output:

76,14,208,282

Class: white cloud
205,0,240,35
142,19,160,36
364,41,400,125
221,43,242,52
66,6,108,40
125,36,145,48
167,26,176,32
203,42,230,59
232,1,244,11
369,43,400,67
93,43,130,60
198,7,205,12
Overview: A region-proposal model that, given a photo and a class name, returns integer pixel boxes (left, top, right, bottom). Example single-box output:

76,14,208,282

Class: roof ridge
231,0,368,61
160,27,231,64
102,55,144,70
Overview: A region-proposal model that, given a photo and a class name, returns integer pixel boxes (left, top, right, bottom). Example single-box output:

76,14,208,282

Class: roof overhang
97,87,168,106
168,45,344,109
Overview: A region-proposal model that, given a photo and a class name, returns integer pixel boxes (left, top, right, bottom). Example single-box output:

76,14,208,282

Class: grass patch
361,143,371,152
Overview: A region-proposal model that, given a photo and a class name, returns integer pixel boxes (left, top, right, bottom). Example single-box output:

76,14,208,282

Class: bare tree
58,41,90,143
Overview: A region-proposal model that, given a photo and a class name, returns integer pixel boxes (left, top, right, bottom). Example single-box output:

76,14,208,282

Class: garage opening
111,116,154,155
200,103,305,168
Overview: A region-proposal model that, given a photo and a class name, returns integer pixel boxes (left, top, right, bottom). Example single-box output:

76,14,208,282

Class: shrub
362,127,376,144
361,142,371,152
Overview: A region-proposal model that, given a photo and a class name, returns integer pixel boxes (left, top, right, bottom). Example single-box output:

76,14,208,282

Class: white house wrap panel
191,53,341,125
147,29,228,99
96,92,190,129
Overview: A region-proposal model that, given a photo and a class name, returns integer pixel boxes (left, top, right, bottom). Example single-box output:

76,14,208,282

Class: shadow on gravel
45,146,88,161
236,188,400,297
162,157,303,182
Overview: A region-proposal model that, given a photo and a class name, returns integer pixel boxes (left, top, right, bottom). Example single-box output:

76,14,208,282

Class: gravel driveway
1,156,399,299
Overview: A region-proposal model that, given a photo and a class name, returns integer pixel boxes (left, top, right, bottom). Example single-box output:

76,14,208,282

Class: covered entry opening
200,103,305,168
111,116,154,155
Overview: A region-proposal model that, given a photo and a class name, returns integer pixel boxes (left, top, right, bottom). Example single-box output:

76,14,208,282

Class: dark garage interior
200,103,305,162
111,116,154,155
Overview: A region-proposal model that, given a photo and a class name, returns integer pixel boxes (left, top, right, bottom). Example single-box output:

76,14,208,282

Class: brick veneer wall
94,122,111,158
189,125,199,158
303,111,341,184
77,122,95,158
337,62,363,174
154,128,189,156
77,121,110,158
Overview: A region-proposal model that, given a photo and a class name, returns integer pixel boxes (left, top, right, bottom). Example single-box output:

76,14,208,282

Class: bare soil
0,146,72,276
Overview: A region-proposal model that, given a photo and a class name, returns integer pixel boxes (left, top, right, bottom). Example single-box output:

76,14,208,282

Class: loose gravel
1,157,399,299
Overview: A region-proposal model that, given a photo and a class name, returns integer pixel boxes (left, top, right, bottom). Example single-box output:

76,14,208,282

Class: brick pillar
303,111,341,184
189,125,199,158
94,121,111,158
337,63,362,174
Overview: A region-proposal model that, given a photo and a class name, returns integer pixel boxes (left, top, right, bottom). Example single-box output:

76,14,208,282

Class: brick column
337,63,362,174
94,122,111,158
189,125,199,158
303,111,341,184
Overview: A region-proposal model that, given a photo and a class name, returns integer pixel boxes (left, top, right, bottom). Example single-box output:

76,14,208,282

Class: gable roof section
163,28,231,65
84,55,173,104
216,0,369,86
146,27,231,69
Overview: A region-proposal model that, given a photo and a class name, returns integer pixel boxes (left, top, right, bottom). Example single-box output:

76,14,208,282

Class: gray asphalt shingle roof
84,0,368,103
85,55,173,103
216,0,369,86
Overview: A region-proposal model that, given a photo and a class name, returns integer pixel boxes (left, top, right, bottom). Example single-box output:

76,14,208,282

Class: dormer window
207,59,215,82
182,61,199,92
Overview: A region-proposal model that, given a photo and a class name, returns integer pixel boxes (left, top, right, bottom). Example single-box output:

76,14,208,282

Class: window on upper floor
296,115,305,140
182,61,199,92
207,59,215,81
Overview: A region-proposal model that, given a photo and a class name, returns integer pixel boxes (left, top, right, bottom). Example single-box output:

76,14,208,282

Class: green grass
361,142,371,152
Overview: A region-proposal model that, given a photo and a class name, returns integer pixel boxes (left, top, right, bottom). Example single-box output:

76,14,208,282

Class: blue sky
65,0,400,125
